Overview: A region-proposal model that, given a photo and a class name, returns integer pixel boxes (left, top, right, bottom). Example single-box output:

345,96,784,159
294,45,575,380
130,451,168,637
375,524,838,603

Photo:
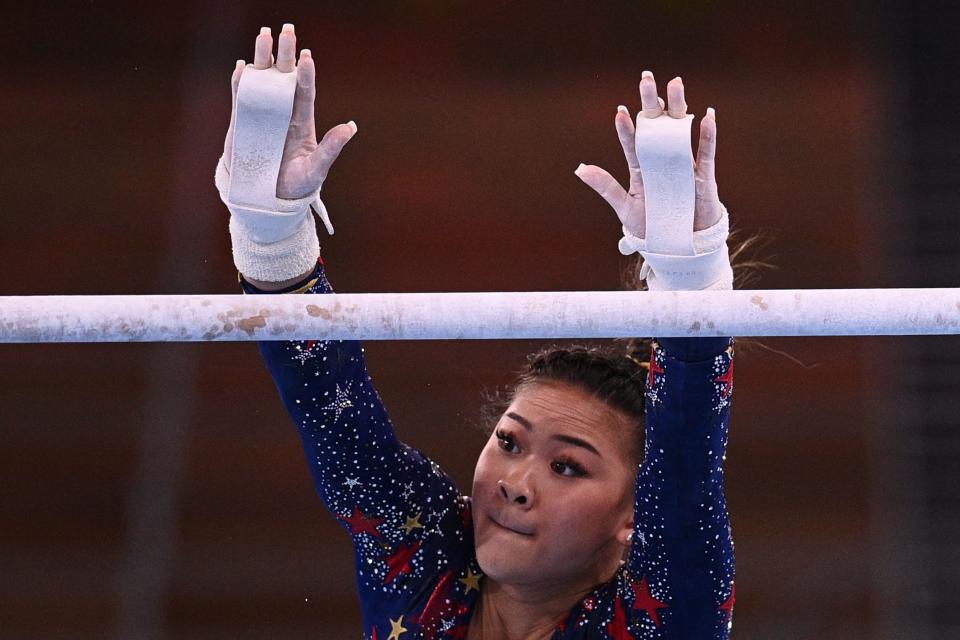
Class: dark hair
478,342,651,465
476,230,771,465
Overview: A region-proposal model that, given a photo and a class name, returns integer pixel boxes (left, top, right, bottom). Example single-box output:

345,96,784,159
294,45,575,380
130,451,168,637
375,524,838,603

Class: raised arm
578,71,736,637
240,265,469,592
632,336,735,637
215,25,471,616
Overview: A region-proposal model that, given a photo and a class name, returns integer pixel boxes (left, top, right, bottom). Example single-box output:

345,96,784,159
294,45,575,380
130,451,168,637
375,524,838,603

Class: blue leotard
243,259,736,639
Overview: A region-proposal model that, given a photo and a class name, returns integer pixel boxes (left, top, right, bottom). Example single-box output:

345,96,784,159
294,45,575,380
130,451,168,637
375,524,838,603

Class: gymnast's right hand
222,24,357,200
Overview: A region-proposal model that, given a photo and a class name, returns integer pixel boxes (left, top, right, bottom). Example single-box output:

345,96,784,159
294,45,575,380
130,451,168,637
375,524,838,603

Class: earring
626,531,634,543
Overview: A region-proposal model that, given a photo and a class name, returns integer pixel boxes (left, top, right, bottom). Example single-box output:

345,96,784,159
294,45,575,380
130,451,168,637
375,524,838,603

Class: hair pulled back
477,232,767,466
482,341,652,465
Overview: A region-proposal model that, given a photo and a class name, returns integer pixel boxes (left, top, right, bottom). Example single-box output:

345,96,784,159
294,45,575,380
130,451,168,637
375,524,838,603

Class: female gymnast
216,24,736,640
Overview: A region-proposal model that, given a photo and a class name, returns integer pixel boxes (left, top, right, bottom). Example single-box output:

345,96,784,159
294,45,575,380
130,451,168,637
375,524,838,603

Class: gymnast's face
471,382,637,590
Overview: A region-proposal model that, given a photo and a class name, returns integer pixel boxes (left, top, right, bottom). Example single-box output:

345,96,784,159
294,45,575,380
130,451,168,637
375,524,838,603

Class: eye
551,458,587,478
495,429,519,454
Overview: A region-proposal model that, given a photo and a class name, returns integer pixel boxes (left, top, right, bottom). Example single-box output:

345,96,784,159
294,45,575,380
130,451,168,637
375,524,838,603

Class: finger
224,59,245,159
694,110,721,232
666,76,687,119
276,23,296,72
307,122,359,184
290,50,316,138
574,163,629,220
694,107,717,183
231,60,243,104
615,105,645,195
639,70,663,118
615,105,639,169
254,26,272,69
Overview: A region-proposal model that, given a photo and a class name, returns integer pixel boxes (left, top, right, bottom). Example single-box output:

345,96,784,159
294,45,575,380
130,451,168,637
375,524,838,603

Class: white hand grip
229,65,298,211
634,113,696,256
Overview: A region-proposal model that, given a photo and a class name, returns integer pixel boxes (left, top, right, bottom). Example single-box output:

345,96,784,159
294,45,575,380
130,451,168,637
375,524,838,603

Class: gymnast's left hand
574,71,722,239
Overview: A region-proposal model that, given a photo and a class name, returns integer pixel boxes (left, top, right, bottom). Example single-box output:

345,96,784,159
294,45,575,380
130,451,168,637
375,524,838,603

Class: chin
475,536,547,586
476,544,529,584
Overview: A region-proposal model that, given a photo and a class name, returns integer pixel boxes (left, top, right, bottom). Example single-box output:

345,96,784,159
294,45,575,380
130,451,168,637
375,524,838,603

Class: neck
469,563,619,640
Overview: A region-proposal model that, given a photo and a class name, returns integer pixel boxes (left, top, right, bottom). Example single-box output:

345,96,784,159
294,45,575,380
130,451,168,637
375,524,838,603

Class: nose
498,478,533,508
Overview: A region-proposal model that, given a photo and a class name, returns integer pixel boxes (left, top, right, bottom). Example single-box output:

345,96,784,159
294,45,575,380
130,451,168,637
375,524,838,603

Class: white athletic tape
1,289,958,342
628,113,733,291
229,67,298,214
634,113,696,256
222,65,334,242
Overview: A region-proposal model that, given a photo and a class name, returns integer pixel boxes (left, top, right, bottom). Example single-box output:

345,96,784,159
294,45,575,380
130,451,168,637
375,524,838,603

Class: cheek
471,441,499,501
539,485,627,544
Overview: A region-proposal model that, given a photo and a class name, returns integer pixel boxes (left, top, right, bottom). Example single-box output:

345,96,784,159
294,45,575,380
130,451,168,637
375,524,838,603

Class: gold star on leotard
459,567,482,594
387,615,408,640
401,512,424,535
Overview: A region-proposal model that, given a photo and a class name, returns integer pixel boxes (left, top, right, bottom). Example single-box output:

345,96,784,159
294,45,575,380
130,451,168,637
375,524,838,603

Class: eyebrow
505,411,603,458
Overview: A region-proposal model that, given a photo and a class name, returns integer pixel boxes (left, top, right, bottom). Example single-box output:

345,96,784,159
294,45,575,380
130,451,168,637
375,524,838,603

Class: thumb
574,163,628,220
307,121,358,186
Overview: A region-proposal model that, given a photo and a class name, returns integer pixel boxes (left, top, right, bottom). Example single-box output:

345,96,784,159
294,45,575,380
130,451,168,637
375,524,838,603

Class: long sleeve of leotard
240,259,474,633
624,336,736,639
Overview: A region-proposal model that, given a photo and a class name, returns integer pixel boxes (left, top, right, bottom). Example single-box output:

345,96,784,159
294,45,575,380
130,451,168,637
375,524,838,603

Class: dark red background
0,2,941,638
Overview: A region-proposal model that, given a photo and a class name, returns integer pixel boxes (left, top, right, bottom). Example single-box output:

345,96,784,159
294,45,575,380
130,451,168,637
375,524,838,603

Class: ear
616,509,635,548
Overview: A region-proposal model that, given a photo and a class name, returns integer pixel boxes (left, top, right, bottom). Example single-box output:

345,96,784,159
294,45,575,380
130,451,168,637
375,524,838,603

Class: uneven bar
0,289,958,343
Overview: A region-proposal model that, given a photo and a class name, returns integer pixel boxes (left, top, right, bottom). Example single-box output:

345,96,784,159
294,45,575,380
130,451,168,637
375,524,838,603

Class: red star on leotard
383,540,423,584
416,569,456,629
605,596,633,638
631,576,669,628
339,505,385,538
647,347,664,387
447,622,469,640
714,360,734,400
719,582,735,623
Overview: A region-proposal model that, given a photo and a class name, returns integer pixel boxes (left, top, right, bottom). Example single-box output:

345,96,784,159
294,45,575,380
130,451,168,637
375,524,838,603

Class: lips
489,514,534,537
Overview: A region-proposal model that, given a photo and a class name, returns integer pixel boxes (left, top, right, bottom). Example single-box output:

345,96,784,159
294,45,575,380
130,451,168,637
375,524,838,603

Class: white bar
0,289,958,343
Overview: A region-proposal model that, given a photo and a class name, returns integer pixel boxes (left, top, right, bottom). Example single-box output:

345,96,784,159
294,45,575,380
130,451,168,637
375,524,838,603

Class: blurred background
1,1,958,638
